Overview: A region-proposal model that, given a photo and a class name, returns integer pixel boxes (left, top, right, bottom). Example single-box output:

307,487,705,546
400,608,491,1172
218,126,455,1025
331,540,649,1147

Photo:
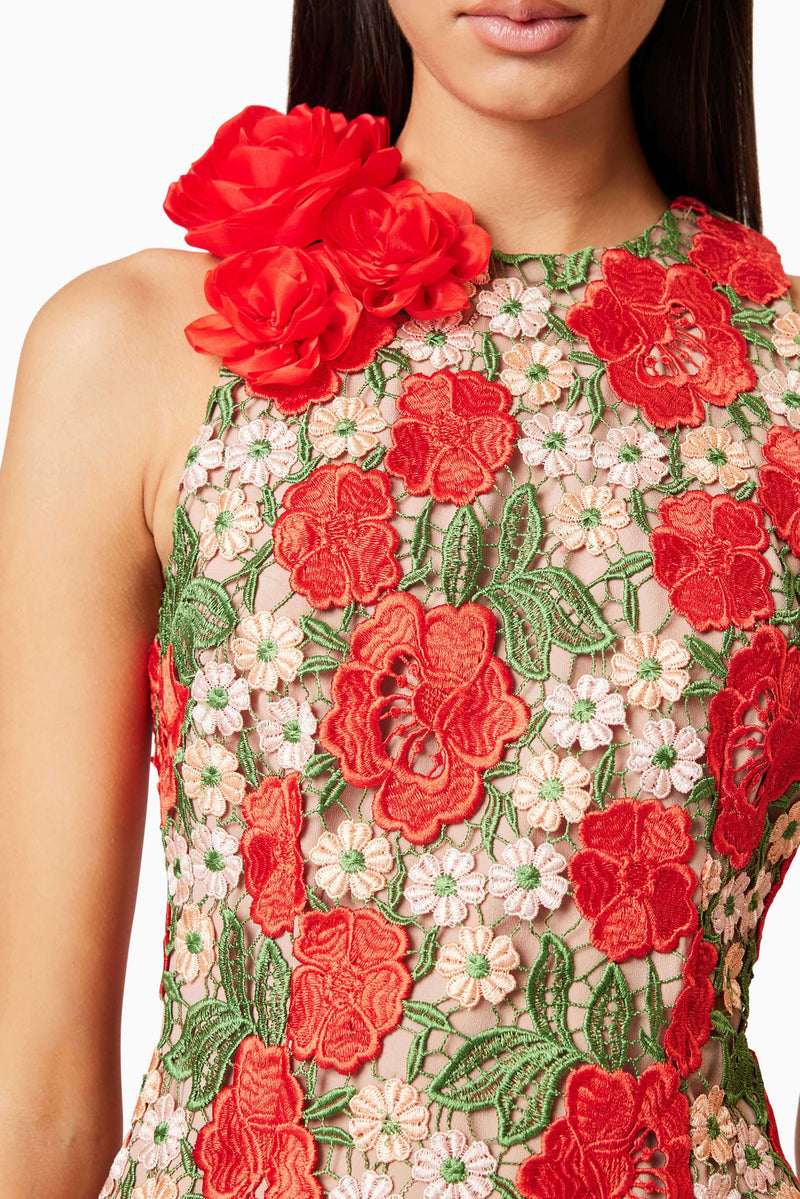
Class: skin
0,1,798,1192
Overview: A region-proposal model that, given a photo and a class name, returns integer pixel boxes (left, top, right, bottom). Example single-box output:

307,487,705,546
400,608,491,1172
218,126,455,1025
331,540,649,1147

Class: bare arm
0,248,218,1195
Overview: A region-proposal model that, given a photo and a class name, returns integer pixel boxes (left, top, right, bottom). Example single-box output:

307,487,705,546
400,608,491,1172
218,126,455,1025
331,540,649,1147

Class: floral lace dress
99,104,800,1199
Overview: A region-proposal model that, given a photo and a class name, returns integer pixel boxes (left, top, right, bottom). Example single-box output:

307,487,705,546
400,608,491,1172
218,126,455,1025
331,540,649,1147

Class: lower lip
461,14,583,52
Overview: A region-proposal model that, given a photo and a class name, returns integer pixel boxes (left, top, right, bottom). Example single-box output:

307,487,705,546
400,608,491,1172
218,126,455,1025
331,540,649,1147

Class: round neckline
488,197,679,263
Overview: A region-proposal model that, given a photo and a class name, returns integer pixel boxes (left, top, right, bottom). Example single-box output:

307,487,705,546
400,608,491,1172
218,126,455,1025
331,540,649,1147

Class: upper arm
0,253,189,1190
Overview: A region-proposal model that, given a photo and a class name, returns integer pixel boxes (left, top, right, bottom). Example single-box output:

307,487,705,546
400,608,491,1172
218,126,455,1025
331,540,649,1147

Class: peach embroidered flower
331,1174,401,1199
518,410,592,476
690,1086,736,1165
411,1129,498,1199
309,820,393,901
397,313,475,368
772,310,800,358
165,829,193,905
511,750,592,832
180,423,225,491
436,925,519,1008
174,903,216,983
500,341,575,406
191,660,250,736
700,856,724,907
404,848,486,927
592,426,669,488
692,1177,733,1199
775,1186,800,1199
307,395,388,458
131,1050,162,1121
487,838,569,920
553,484,629,555
181,738,246,816
476,276,550,339
738,867,772,936
224,416,299,483
132,1180,179,1199
733,1118,777,1193
349,1077,430,1161
545,674,626,752
134,1094,188,1170
627,718,705,799
231,609,304,691
767,799,800,863
711,874,748,942
256,696,317,770
99,1146,130,1198
680,425,753,490
760,367,800,430
723,941,744,1013
610,632,691,710
189,822,242,899
199,488,263,560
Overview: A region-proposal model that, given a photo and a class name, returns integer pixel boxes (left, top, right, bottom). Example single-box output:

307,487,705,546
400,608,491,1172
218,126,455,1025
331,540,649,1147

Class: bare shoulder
8,246,224,572
788,273,800,311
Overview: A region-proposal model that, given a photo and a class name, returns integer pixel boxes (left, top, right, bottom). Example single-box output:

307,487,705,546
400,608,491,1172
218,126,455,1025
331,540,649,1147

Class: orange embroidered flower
288,907,411,1073
241,772,307,937
565,247,756,428
147,639,190,827
194,1036,321,1199
318,591,529,843
384,368,518,506
272,463,401,609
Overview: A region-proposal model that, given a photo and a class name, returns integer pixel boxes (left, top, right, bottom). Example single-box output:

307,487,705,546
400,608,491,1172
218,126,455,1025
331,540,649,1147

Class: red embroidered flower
663,931,718,1077
272,464,401,609
320,178,491,320
241,773,307,937
757,423,800,557
564,247,756,428
384,369,518,505
707,626,800,869
164,102,400,256
147,638,190,826
568,796,698,962
194,1036,321,1199
318,591,529,843
184,244,396,412
650,490,773,632
288,907,411,1073
515,1061,693,1199
688,210,790,304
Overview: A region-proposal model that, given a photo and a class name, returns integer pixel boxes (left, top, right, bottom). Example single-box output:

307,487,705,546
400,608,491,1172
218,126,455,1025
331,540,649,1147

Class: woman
2,0,799,1195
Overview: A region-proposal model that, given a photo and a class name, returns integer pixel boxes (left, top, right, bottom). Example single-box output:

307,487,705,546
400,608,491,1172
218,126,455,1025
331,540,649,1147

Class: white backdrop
2,0,798,1170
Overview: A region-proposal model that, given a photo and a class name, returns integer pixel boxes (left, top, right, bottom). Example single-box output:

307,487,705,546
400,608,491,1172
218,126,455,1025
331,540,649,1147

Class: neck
392,62,671,255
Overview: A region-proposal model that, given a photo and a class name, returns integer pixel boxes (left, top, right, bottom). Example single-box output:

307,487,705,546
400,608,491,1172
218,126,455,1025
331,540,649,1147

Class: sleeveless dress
99,104,800,1199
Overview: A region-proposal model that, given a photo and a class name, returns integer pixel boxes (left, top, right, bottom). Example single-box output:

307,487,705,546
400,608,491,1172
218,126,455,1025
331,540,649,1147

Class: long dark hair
287,0,761,232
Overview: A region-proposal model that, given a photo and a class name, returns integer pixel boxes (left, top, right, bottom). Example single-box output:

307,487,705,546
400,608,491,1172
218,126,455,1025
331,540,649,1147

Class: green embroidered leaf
410,496,434,568
595,550,653,582
734,479,757,502
403,999,453,1033
553,248,594,291
727,400,752,436
162,970,182,1005
738,390,770,420
711,1011,768,1125
684,634,727,678
629,487,651,534
584,963,633,1071
642,956,666,1059
313,1126,355,1147
180,1137,199,1179
306,887,329,912
481,330,499,380
683,678,722,698
171,577,237,681
525,931,574,1043
638,1029,666,1061
361,444,387,472
584,368,606,430
526,567,617,655
253,936,292,1045
372,897,416,926
491,1175,522,1199
377,345,410,371
428,1026,544,1110
119,1162,136,1199
496,1043,583,1145
593,744,615,809
480,782,504,862
412,925,440,981
441,504,484,606
494,484,544,582
364,360,388,400
171,504,200,592
219,905,250,1012
162,997,253,1110
545,311,574,345
406,1027,430,1082
297,654,341,676
302,751,339,779
489,587,552,682
317,770,347,814
207,373,238,429
237,729,259,788
281,418,314,483
303,1085,356,1122
386,852,408,909
622,578,639,632
298,614,348,654
260,486,278,525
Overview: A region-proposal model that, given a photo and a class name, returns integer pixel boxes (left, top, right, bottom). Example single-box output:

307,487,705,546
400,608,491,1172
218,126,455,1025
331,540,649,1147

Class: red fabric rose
318,591,529,843
241,773,307,937
568,796,698,962
663,931,718,1077
194,1037,321,1199
689,210,790,304
272,463,402,609
650,490,773,632
757,423,800,557
707,626,800,869
515,1061,693,1199
147,638,190,826
564,247,756,428
288,907,411,1073
164,102,401,256
321,178,491,320
384,368,518,505
184,244,396,413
